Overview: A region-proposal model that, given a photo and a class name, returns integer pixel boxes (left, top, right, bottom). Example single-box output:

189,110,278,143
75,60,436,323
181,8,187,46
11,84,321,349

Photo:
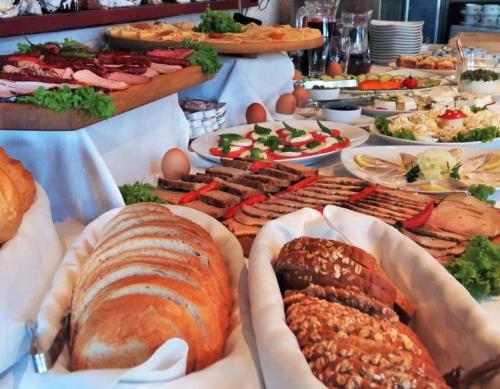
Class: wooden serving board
0,66,211,131
103,33,324,55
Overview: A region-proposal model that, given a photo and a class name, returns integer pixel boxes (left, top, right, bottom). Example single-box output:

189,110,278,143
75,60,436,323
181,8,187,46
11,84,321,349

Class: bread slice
0,169,22,244
0,148,36,213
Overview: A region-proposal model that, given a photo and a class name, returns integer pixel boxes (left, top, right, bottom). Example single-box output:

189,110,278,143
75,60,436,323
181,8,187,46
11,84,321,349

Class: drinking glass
330,34,351,73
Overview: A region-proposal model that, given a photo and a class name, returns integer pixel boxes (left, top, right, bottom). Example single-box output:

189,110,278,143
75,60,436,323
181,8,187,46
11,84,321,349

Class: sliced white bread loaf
70,203,231,373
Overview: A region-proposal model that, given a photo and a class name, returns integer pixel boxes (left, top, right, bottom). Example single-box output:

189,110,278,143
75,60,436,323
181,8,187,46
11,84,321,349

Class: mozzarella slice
253,142,270,151
273,150,303,157
231,138,253,147
325,137,341,144
287,133,313,143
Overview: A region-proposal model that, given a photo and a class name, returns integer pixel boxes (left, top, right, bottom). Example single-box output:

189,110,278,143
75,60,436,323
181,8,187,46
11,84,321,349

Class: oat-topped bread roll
0,148,36,244
274,237,415,320
70,203,232,372
284,289,448,388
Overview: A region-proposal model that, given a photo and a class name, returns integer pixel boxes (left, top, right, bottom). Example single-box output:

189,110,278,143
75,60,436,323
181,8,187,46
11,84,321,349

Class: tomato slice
208,33,225,39
209,147,246,158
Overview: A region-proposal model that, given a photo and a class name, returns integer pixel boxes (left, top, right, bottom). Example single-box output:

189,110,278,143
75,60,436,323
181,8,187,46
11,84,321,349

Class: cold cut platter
0,40,216,131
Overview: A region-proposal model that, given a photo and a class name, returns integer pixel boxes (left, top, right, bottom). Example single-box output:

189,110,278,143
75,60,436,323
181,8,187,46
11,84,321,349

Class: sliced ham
72,69,128,90
150,63,182,74
106,72,150,85
143,67,159,78
0,79,79,95
46,67,73,79
147,49,194,59
424,193,500,239
0,86,14,98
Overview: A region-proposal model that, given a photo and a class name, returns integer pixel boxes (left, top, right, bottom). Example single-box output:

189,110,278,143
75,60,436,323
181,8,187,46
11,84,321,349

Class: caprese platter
190,120,369,164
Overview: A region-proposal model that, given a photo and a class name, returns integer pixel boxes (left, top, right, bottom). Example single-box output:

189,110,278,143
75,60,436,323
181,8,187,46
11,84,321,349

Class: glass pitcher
295,0,341,76
341,10,372,75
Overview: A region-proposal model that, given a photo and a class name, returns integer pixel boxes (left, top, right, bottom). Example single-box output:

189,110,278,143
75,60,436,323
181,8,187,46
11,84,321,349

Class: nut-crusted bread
274,237,415,319
0,148,36,244
284,291,448,388
70,203,232,373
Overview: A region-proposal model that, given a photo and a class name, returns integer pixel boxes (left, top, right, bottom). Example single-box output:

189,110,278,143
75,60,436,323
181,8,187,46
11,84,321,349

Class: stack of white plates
369,20,424,65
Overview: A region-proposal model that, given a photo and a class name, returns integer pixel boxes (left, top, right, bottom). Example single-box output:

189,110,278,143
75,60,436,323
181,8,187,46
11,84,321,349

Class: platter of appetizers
361,90,496,117
371,106,500,145
342,145,500,193
190,120,369,164
104,9,323,55
389,53,457,76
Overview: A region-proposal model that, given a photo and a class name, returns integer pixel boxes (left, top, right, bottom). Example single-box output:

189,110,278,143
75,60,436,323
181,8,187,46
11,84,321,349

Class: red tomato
209,147,246,158
403,76,418,89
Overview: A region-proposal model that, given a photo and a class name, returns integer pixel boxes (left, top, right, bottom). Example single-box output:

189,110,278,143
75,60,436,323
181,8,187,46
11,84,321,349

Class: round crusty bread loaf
70,203,232,374
0,169,22,244
0,148,36,213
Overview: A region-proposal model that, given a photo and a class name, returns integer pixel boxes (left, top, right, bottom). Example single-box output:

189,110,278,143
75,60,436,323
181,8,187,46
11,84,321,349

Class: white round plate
341,145,500,193
361,105,416,117
346,84,441,95
369,112,500,145
190,120,369,165
388,62,456,76
370,20,424,27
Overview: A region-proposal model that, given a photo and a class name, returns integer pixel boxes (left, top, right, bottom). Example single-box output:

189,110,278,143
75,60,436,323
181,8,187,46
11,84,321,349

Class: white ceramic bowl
323,103,362,124
307,88,340,101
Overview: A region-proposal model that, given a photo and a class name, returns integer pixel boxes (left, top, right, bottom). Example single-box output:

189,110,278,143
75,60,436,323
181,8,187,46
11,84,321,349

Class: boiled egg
246,103,267,124
293,86,310,106
275,93,297,114
161,148,190,179
326,61,343,77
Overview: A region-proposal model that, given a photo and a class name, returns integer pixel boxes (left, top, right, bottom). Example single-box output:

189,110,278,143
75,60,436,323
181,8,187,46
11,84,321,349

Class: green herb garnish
452,126,500,143
468,184,495,205
61,38,82,47
317,120,332,135
445,235,500,298
16,42,32,54
250,148,264,160
260,135,281,150
119,182,166,205
470,105,487,113
375,116,391,135
283,122,306,138
19,86,115,119
393,128,416,140
282,145,301,153
219,133,243,141
182,39,221,75
405,165,421,183
196,8,242,33
254,124,272,135
306,140,321,149
450,163,461,180
461,69,499,82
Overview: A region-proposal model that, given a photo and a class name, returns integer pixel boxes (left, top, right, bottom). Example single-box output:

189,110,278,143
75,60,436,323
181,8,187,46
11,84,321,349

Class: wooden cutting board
0,66,211,131
103,33,324,54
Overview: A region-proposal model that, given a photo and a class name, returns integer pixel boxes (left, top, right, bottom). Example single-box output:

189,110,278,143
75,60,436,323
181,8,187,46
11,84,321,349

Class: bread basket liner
22,205,261,389
0,184,64,374
248,206,500,389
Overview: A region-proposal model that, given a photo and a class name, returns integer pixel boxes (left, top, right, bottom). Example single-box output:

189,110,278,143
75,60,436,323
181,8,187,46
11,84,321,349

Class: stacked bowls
369,20,424,65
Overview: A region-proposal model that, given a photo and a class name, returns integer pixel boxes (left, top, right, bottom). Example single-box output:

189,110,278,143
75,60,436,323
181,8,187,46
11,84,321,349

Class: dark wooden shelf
0,0,258,38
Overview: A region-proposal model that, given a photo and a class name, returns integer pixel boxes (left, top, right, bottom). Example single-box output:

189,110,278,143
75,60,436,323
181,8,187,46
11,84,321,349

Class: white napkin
249,206,500,389
0,184,64,374
2,205,263,389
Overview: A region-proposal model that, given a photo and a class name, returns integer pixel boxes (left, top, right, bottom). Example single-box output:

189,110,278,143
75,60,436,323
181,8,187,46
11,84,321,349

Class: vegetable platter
190,120,369,165
341,145,500,194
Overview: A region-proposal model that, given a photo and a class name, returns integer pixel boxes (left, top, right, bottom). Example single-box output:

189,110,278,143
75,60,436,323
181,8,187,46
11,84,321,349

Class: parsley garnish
250,148,264,160
19,86,115,118
195,8,242,33
450,163,461,179
445,235,500,298
468,184,495,205
393,128,416,140
375,116,391,136
182,39,221,75
283,122,306,138
282,145,301,153
405,165,420,183
317,120,332,135
470,105,487,113
452,126,500,143
261,135,281,150
119,182,166,205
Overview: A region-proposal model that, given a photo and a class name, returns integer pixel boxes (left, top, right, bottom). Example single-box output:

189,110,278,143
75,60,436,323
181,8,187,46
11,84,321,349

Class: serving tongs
27,313,70,373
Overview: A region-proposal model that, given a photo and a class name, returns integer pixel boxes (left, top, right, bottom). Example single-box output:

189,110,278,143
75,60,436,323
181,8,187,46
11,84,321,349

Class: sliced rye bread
200,190,241,208
218,180,260,199
152,189,185,204
184,200,226,219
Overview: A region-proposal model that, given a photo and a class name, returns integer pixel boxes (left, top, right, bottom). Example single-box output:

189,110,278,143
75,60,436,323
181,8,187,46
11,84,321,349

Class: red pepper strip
223,194,267,219
400,202,434,229
178,181,220,204
315,206,324,213
348,184,379,203
287,175,319,191
250,161,273,172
